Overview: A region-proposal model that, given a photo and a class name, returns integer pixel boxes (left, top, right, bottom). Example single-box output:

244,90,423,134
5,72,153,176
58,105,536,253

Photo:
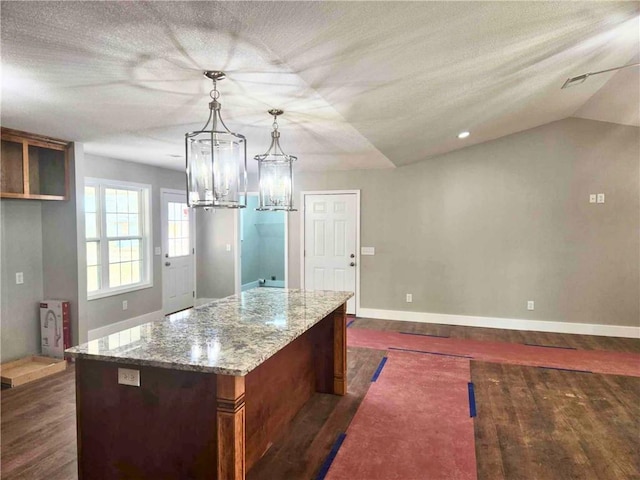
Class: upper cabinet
1,128,70,201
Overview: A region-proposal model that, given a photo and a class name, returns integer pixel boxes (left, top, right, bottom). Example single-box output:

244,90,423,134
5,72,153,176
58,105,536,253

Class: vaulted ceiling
1,1,638,172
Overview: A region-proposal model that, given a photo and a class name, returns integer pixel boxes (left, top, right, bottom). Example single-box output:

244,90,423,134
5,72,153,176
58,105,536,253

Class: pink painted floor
326,351,476,480
347,328,640,377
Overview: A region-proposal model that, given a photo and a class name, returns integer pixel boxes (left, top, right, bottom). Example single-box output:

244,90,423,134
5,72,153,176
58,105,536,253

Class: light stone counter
65,288,353,376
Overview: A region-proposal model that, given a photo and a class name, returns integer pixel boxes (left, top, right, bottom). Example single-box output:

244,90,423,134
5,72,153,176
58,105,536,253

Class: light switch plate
154,247,161,255
589,194,597,204
118,368,140,387
596,193,605,204
15,272,24,284
361,247,375,256
226,244,232,252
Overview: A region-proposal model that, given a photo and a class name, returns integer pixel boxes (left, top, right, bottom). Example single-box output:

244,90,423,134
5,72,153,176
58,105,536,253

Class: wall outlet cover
596,193,605,204
406,293,413,303
361,247,375,255
118,368,140,387
527,300,535,311
15,272,24,284
589,194,597,204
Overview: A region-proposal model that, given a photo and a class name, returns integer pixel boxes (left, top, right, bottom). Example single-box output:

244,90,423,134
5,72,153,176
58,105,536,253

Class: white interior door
304,193,357,314
161,190,194,314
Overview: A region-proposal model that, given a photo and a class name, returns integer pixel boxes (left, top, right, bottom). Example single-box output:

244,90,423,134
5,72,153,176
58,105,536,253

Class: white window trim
85,177,153,301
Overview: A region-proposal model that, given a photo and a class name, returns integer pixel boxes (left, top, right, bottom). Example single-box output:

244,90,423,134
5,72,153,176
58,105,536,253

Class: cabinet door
1,139,26,195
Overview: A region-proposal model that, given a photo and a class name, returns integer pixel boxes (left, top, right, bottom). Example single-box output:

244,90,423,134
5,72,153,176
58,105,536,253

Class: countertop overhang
65,288,353,376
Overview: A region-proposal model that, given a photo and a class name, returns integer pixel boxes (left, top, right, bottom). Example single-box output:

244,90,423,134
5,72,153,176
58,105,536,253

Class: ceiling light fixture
561,62,640,89
457,131,470,139
185,71,247,209
255,109,297,211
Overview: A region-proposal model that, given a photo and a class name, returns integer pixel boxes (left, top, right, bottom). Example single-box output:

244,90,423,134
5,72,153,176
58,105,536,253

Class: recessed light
457,131,470,139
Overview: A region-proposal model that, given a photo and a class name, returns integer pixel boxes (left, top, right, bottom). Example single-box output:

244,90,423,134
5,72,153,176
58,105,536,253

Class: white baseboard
242,281,260,292
358,308,640,339
88,310,163,340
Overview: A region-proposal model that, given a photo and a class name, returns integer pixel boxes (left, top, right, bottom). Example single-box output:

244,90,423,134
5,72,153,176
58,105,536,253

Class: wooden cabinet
1,128,70,201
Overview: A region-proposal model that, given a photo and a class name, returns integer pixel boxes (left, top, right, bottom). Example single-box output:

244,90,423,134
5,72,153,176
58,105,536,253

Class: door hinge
193,291,195,298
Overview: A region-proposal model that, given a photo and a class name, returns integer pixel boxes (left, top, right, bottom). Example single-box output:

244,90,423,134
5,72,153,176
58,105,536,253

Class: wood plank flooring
2,320,638,479
351,317,640,353
472,362,640,480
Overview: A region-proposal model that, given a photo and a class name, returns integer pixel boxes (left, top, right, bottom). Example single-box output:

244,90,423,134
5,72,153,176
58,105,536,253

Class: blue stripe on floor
371,357,388,382
468,382,477,418
524,343,577,350
316,432,347,480
388,346,473,359
399,331,450,338
538,366,592,374
346,319,355,328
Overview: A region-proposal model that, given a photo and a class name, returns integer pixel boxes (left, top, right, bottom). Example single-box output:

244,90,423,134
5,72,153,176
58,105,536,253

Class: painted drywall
0,200,44,362
42,143,84,345
196,208,236,299
287,117,639,327
83,154,184,330
241,196,261,285
256,209,285,282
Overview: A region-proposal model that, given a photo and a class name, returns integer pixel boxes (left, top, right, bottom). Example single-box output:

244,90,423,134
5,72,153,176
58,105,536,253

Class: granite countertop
65,288,353,376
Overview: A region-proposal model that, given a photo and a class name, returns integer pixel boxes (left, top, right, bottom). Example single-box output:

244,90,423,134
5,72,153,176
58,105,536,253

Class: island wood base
75,303,347,479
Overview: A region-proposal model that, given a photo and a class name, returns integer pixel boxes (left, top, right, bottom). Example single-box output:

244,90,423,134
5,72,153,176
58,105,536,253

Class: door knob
350,262,355,267
350,253,355,258
165,262,171,267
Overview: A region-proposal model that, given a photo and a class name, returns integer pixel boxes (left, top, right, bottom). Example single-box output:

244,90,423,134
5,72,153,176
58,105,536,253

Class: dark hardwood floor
473,362,640,480
2,321,638,479
351,317,640,353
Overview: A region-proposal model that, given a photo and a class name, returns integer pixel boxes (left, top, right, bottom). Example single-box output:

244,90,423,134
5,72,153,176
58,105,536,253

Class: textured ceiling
1,1,638,172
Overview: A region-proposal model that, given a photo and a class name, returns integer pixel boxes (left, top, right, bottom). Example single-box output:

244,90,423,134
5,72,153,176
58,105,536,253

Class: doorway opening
238,194,288,292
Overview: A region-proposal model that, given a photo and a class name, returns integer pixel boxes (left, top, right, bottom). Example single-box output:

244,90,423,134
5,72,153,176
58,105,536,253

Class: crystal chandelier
254,109,297,211
185,71,247,209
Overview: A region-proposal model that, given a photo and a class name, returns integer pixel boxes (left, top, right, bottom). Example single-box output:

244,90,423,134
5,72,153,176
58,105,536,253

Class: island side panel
244,329,316,471
217,375,246,480
75,359,218,479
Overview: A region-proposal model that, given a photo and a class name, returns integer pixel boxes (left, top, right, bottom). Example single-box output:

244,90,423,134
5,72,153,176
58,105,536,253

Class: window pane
129,214,139,236
180,204,189,220
87,241,99,266
117,214,129,236
121,262,132,285
109,263,121,288
85,213,97,238
106,213,118,237
180,239,190,257
85,187,96,212
117,190,129,213
131,261,141,283
120,240,132,262
169,239,176,257
109,240,121,263
131,240,140,261
169,221,177,239
105,189,117,212
181,220,189,239
128,191,139,213
87,265,100,292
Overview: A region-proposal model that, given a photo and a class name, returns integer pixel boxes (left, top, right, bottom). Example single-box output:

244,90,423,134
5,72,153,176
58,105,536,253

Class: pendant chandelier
254,109,297,211
185,71,247,209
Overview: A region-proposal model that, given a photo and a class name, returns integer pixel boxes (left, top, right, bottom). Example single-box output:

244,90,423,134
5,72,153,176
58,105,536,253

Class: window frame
85,177,153,300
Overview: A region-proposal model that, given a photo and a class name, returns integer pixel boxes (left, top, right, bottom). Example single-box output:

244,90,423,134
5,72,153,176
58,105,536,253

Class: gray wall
83,154,184,330
196,208,236,299
0,200,44,361
288,117,639,327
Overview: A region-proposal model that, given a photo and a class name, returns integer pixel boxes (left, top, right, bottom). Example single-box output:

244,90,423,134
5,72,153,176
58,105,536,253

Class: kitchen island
66,288,352,480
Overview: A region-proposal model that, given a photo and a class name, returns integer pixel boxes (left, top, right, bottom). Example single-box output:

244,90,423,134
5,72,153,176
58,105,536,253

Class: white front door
304,193,358,314
161,190,194,314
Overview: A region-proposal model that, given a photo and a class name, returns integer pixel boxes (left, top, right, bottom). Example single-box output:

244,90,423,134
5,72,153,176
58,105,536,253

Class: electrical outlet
226,244,232,252
406,293,413,303
122,300,128,310
15,272,24,285
118,368,140,387
589,194,597,204
527,300,535,311
597,193,605,204
154,247,161,255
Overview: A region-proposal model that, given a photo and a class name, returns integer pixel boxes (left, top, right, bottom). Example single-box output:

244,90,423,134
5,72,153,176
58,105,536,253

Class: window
85,178,152,299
